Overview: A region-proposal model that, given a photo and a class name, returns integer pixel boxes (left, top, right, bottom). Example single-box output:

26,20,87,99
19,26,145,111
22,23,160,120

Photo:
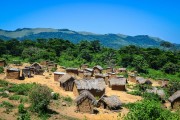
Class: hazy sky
0,0,180,43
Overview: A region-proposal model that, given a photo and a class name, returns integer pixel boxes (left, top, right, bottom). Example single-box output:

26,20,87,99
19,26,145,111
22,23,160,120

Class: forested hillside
0,38,179,81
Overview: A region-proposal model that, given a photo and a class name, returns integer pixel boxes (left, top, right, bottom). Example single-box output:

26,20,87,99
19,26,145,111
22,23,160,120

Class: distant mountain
0,28,179,49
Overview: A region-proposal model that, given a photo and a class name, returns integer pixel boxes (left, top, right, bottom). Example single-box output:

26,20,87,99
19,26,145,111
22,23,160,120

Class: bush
9,95,21,100
63,96,73,103
124,100,180,120
0,80,9,87
0,67,4,73
29,84,51,114
127,90,142,96
51,92,59,100
8,83,35,95
18,104,26,114
0,101,14,109
18,104,30,120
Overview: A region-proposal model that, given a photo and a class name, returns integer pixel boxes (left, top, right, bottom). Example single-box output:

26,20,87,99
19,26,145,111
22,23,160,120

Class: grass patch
9,95,21,100
62,96,73,103
0,101,14,109
0,92,9,98
0,80,9,87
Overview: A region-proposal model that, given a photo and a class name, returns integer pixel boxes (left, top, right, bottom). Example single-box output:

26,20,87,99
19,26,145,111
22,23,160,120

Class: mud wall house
95,74,109,85
6,68,20,79
108,72,117,79
54,72,66,81
30,62,44,75
66,68,78,76
168,90,180,110
22,68,32,77
59,74,75,91
98,95,122,110
75,90,97,113
109,78,127,91
128,73,136,83
118,68,127,73
78,70,84,78
93,65,103,74
73,78,106,98
81,64,89,70
84,68,94,76
0,60,6,67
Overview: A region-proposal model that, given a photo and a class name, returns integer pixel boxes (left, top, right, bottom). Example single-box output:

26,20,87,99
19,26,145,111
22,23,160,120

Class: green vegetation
17,104,31,120
8,95,21,100
124,100,180,120
0,67,4,73
29,84,51,114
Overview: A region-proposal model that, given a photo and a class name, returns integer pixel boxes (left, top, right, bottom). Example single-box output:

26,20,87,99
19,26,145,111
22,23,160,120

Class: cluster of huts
1,60,179,113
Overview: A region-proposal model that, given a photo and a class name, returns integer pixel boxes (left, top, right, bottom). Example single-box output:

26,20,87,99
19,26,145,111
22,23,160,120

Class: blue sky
0,0,180,43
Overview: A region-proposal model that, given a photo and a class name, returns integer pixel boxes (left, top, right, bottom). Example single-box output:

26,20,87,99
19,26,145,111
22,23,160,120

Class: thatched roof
101,95,122,108
84,68,93,72
129,73,136,77
119,68,126,71
7,68,20,72
74,78,106,91
136,77,146,84
54,72,66,75
30,62,42,69
59,74,74,83
95,74,106,77
146,87,165,99
93,65,103,70
168,90,180,103
66,68,78,71
75,90,97,105
109,78,126,86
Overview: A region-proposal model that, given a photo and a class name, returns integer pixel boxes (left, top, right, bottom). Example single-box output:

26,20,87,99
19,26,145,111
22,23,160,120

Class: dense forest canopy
0,38,179,81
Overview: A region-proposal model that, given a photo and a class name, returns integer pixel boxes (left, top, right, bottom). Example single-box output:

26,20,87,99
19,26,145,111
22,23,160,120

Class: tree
29,84,51,114
162,62,179,74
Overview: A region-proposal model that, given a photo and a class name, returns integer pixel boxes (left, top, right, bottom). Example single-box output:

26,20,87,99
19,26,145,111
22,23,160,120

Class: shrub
0,67,4,73
8,83,35,95
18,104,26,114
29,84,51,114
124,100,180,120
0,101,14,109
0,80,9,87
63,96,73,103
18,104,30,120
9,95,21,100
51,92,59,100
142,92,161,102
127,90,142,96
20,96,29,103
0,92,9,98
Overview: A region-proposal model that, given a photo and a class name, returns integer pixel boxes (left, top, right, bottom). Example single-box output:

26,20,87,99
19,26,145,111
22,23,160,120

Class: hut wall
128,76,136,83
83,74,91,79
54,74,64,81
62,79,74,91
94,68,101,74
0,61,5,67
112,85,126,91
73,85,79,96
66,70,78,76
105,77,109,85
77,98,93,113
172,98,180,110
78,72,84,78
6,71,20,79
109,74,116,79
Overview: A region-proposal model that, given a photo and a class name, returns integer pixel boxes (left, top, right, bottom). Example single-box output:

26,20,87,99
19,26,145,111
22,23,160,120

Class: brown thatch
59,74,74,83
168,90,180,103
66,68,78,76
136,77,146,84
75,90,97,105
93,65,103,70
75,90,97,113
30,62,42,69
100,95,122,110
109,78,127,86
59,74,75,91
84,68,93,72
74,78,106,91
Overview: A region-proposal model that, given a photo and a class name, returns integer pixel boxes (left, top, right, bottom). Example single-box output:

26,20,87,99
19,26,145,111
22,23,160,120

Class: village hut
59,74,75,91
128,73,136,83
0,60,6,67
75,90,97,113
109,78,127,91
54,72,66,81
108,72,117,79
168,90,180,110
93,65,103,74
81,64,89,70
46,61,57,70
6,68,20,79
30,62,44,75
106,67,113,73
83,72,92,79
22,68,32,78
136,77,146,84
78,70,84,78
118,68,127,73
73,78,106,98
84,68,94,76
146,87,166,101
98,95,122,111
66,68,78,76
95,74,109,85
